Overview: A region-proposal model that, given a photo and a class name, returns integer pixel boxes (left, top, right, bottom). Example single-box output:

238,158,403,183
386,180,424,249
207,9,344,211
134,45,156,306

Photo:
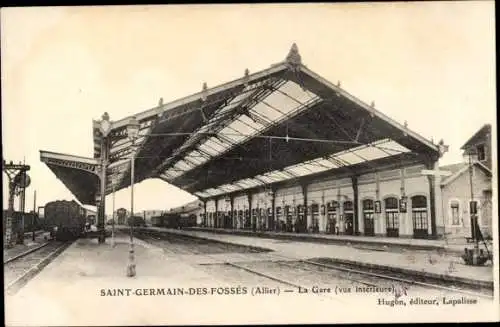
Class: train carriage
44,200,86,241
2,211,41,235
150,212,197,229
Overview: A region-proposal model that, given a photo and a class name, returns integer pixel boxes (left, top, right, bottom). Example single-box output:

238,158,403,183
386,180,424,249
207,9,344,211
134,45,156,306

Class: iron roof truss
40,45,441,205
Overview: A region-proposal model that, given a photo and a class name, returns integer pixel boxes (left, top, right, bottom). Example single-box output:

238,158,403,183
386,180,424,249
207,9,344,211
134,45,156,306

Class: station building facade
202,124,494,241
203,161,440,239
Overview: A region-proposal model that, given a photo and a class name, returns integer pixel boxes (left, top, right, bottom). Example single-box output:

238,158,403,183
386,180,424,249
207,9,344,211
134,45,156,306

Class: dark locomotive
44,200,87,241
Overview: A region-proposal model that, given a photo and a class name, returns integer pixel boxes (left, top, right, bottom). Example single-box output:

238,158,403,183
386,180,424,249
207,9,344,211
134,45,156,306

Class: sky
1,2,496,215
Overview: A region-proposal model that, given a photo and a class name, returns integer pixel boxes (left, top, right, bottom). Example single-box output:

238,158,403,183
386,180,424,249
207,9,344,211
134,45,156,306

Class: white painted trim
40,150,99,165
421,169,452,177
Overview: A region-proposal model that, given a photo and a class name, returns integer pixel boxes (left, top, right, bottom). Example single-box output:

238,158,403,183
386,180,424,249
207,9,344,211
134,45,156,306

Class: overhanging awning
39,151,100,205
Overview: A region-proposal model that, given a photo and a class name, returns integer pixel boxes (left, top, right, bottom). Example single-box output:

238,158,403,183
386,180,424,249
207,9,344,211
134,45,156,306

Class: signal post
2,160,31,248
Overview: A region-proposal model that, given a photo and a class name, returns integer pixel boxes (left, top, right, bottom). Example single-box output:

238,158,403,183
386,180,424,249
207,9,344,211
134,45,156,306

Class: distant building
440,124,493,240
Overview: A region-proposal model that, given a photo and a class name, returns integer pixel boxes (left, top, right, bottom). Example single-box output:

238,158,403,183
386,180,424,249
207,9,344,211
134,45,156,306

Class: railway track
4,241,71,295
132,229,494,301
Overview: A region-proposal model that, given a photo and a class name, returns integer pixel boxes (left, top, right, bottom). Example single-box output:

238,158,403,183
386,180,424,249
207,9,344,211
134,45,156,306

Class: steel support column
352,176,359,235
214,197,219,228
248,192,254,232
230,195,235,229
98,136,109,244
271,189,276,231
426,160,439,239
301,182,308,233
203,200,207,227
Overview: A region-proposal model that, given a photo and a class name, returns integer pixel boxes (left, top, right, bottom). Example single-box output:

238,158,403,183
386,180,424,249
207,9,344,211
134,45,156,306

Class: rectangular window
412,210,428,230
451,203,460,225
386,211,399,229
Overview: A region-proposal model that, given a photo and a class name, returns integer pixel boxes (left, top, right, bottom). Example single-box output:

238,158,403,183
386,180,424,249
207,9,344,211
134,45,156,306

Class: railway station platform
157,227,494,285
5,235,342,326
184,227,483,254
5,230,497,326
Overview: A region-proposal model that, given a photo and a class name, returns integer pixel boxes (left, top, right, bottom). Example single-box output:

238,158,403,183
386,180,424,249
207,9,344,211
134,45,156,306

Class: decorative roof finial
404,120,408,128
370,101,375,108
438,139,449,157
158,97,164,107
201,82,208,102
337,81,341,87
102,112,110,121
244,68,250,87
285,43,302,67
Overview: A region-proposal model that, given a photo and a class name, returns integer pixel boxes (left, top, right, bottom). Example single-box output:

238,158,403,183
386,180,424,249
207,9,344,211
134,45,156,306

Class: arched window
343,201,354,211
363,199,374,210
363,199,375,236
384,197,399,237
450,201,460,226
343,201,354,235
326,201,338,234
411,195,428,238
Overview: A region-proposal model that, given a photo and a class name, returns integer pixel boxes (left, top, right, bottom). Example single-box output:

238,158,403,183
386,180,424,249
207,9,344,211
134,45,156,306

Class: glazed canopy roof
40,44,441,205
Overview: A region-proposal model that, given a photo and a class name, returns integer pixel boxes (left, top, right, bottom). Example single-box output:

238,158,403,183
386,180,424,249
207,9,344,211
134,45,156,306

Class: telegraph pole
33,190,37,241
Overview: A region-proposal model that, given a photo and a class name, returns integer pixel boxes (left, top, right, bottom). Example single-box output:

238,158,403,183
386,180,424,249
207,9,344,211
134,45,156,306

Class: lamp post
98,112,112,244
467,150,479,252
111,185,116,247
126,116,140,277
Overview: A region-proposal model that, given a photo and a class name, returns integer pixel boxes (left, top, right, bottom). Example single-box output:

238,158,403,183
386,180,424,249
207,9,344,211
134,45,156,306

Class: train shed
40,44,449,240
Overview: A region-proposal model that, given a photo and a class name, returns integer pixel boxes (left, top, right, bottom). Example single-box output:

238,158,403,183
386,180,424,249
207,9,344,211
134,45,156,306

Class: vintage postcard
2,2,498,326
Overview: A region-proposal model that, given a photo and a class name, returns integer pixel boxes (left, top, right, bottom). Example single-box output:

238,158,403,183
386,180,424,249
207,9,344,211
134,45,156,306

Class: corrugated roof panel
278,80,318,105
354,146,391,161
335,152,365,165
